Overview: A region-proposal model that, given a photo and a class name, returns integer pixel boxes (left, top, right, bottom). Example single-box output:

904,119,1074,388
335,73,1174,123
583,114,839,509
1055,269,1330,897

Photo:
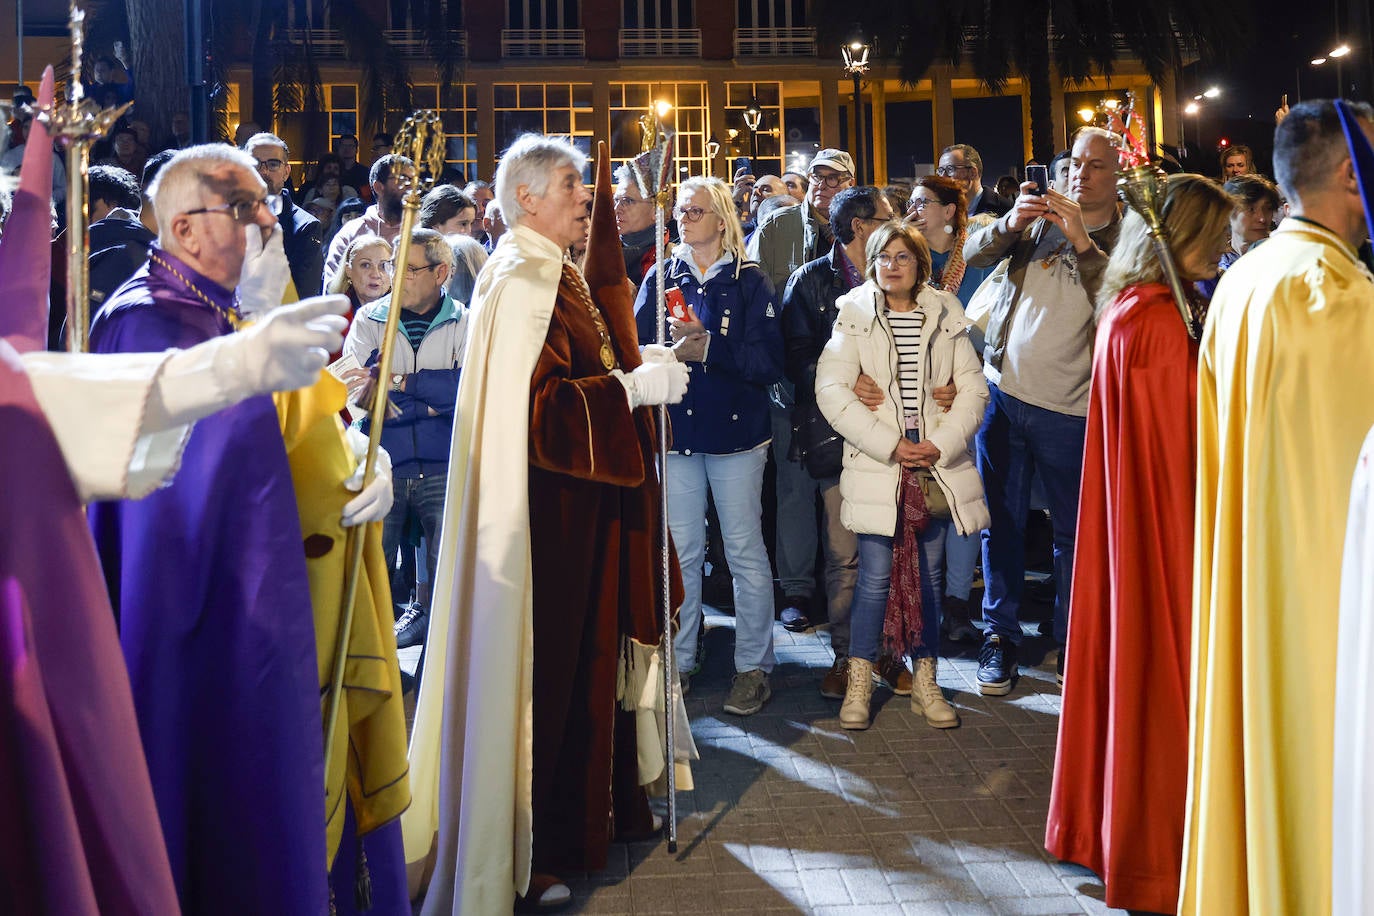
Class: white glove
211,294,349,397
237,224,292,317
615,360,689,409
639,343,677,365
341,427,394,527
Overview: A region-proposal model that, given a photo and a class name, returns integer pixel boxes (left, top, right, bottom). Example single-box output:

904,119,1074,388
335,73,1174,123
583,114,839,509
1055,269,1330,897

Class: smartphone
1027,164,1049,196
666,287,698,323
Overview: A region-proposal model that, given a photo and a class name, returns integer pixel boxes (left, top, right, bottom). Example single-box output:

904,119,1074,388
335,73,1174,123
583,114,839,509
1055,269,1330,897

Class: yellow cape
1184,219,1374,914
275,373,411,862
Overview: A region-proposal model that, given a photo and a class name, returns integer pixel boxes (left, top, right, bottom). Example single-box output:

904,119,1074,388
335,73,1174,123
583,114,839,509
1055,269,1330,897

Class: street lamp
841,34,871,185
705,133,721,177
743,97,763,175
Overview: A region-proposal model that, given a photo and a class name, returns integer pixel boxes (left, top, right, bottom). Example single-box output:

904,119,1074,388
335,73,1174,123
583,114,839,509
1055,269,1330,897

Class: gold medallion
600,342,616,370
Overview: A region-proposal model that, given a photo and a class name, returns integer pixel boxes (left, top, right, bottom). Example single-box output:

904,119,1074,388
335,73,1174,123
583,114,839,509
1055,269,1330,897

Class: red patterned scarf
883,466,931,656
932,226,968,295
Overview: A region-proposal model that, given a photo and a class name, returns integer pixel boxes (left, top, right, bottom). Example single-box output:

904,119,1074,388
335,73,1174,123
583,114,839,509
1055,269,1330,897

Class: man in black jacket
780,186,893,697
244,133,324,298
938,144,1011,217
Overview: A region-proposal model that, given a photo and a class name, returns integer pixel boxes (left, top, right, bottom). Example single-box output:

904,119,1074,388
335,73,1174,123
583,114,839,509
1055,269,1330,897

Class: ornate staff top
632,104,675,209
393,109,446,200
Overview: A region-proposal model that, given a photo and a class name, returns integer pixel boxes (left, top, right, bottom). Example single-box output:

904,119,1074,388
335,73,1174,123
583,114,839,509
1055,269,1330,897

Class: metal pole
65,139,91,351
185,0,207,143
16,0,24,86
852,72,866,186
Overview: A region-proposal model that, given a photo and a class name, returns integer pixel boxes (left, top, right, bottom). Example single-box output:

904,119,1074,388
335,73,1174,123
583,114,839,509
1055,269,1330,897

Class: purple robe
0,66,179,916
88,251,328,914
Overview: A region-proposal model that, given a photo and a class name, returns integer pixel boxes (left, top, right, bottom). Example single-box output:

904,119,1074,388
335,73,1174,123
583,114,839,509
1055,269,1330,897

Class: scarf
932,226,968,295
883,466,931,656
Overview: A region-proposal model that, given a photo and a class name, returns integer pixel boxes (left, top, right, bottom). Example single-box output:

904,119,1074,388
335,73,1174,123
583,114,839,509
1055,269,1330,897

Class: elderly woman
634,175,784,716
907,174,994,642
1046,174,1234,915
816,221,989,730
326,233,392,357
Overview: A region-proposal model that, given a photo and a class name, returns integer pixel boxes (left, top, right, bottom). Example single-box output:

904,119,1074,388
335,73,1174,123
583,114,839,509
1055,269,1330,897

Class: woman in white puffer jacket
816,220,990,731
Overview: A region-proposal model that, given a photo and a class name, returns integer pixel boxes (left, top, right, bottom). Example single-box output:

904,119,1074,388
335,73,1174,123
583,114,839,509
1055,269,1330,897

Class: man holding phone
962,126,1123,695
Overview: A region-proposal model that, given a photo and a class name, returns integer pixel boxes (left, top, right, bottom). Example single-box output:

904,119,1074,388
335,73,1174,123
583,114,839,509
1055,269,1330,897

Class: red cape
1045,282,1197,914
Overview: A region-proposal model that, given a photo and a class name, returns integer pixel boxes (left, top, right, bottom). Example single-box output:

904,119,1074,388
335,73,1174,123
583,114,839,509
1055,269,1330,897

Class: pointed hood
1336,99,1374,243
584,140,642,370
0,67,55,353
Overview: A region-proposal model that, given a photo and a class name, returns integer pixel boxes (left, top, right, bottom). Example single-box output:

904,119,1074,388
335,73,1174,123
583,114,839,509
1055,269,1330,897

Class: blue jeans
850,520,948,663
381,473,448,613
668,445,775,674
976,383,1086,645
944,526,980,601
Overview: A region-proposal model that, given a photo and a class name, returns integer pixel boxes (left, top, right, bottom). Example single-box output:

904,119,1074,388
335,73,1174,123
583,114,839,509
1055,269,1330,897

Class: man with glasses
88,144,357,913
613,163,658,285
243,132,324,297
342,227,468,652
322,153,416,289
747,148,856,639
938,144,1011,217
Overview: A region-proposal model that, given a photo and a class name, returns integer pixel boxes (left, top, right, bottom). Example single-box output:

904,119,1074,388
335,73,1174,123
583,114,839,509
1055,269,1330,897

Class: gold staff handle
323,110,445,781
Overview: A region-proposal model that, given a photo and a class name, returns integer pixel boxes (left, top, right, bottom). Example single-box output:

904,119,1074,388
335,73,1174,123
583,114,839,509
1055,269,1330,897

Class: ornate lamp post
742,97,763,175
842,35,870,185
705,133,721,178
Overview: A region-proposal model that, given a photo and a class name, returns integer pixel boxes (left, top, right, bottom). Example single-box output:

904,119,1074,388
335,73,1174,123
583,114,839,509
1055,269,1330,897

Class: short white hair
494,134,586,230
149,143,262,248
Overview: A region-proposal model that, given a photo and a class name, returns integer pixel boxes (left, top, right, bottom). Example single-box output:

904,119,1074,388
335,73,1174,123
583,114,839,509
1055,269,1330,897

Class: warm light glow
850,41,863,50
1312,57,1328,65
1203,87,1221,98
654,100,673,118
727,128,739,140
1077,108,1095,122
1103,98,1119,110
1331,44,1352,57
1184,102,1200,115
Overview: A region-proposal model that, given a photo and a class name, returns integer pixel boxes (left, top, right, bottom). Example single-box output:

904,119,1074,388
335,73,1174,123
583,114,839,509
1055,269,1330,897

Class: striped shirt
886,307,925,425
400,308,432,350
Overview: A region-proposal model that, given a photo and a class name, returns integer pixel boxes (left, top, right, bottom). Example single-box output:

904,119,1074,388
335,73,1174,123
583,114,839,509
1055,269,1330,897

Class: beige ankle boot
911,657,959,728
840,657,875,730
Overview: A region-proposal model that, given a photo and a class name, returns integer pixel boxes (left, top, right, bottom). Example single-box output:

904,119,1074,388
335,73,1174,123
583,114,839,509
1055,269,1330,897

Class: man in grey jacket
962,127,1121,696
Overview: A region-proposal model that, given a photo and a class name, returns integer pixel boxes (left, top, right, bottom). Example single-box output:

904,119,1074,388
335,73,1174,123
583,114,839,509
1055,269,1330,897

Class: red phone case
666,287,697,322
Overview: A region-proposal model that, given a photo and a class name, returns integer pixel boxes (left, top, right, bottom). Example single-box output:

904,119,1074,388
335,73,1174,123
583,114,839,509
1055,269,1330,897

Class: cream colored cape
20,350,190,501
404,225,565,914
1334,424,1374,914
1183,219,1374,915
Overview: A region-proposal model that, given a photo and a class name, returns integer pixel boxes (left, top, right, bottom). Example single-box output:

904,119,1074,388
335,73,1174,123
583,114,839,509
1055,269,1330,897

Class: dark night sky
1185,0,1373,175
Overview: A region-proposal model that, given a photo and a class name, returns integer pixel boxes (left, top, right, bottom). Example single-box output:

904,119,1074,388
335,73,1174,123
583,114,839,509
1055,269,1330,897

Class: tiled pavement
559,608,1124,915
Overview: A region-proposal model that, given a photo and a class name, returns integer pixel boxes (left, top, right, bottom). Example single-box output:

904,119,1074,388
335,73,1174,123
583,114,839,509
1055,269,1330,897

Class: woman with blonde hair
327,234,392,352
634,175,784,715
816,221,989,731
1046,173,1234,915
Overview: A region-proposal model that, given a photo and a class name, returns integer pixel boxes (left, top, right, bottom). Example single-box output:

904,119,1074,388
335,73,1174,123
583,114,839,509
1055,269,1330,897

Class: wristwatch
390,373,405,392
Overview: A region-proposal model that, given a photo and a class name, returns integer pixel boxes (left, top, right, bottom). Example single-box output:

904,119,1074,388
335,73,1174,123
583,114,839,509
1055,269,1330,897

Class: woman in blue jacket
635,176,784,717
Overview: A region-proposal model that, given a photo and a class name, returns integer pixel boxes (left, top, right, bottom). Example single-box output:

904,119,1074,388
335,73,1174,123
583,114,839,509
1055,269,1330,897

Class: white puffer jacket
816,281,991,537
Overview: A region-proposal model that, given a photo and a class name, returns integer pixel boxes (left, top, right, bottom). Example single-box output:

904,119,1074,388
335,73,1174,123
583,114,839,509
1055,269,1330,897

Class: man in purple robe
88,144,334,913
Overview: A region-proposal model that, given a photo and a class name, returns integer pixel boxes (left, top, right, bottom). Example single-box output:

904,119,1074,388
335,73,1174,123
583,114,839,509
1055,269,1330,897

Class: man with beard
322,153,416,288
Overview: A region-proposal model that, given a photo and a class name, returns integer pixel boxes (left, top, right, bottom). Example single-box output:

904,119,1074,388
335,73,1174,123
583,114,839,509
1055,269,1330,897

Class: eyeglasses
183,194,279,224
908,197,940,212
875,252,917,268
673,206,708,223
808,170,847,188
857,216,891,226
936,164,975,177
352,258,394,275
613,195,648,209
404,262,440,278
254,157,286,172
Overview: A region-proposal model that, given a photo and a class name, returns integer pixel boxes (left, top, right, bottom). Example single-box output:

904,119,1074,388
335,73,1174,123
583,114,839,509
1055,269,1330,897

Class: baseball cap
810,149,855,175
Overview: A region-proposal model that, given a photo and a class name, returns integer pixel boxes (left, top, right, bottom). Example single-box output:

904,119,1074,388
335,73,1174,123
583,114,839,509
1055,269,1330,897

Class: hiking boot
942,595,980,642
393,604,429,649
911,657,959,728
840,657,875,730
976,633,1018,696
875,653,913,696
723,669,771,716
820,655,849,699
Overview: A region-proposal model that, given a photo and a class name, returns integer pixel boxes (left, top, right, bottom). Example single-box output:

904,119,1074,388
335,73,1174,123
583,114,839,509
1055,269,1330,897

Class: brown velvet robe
527,268,682,873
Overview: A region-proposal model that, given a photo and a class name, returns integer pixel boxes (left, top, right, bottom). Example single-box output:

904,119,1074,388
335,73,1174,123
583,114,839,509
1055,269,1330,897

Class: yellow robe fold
1183,219,1374,915
275,374,411,862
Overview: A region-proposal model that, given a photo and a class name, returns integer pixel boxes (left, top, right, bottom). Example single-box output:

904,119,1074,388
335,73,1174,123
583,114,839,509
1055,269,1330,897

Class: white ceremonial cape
1334,424,1374,913
404,225,564,914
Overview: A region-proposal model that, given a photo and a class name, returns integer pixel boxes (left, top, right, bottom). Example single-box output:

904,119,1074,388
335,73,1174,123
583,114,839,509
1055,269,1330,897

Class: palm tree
817,0,1240,163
